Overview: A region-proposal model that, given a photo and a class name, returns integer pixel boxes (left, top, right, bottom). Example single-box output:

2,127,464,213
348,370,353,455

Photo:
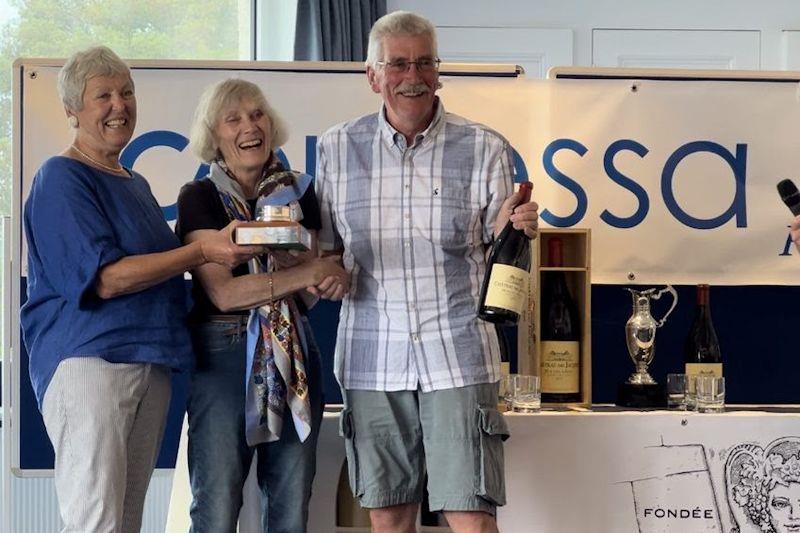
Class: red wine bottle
495,323,511,377
683,284,722,380
540,238,581,403
478,182,533,326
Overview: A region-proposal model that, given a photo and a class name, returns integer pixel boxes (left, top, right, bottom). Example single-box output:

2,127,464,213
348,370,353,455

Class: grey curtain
294,0,387,61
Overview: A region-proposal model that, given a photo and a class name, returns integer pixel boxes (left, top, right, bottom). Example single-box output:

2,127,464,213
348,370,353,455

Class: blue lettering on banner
661,141,748,229
601,139,650,229
120,130,207,221
541,139,589,227
122,132,750,231
306,136,318,178
512,147,529,183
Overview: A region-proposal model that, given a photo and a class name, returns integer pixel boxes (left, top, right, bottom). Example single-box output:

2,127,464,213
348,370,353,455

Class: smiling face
214,97,272,177
366,33,439,141
769,482,800,533
70,73,136,158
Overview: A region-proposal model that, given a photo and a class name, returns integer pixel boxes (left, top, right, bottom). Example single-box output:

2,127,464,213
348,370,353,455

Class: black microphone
777,179,800,216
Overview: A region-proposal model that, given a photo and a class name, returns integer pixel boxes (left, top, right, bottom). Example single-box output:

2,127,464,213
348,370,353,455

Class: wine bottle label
500,361,510,377
540,341,580,393
685,363,723,393
484,264,529,314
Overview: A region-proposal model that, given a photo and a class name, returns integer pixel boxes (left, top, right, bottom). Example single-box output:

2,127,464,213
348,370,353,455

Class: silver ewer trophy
618,285,678,407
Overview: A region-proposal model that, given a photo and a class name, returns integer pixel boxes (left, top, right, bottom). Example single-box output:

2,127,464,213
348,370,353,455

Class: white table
167,406,800,533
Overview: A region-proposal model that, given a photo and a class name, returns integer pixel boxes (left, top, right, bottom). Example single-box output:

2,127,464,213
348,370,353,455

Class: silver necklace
71,144,127,175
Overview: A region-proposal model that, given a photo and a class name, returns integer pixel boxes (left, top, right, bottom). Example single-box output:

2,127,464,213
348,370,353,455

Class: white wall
389,0,800,74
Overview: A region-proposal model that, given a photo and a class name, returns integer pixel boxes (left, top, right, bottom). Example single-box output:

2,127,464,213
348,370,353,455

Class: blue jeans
187,316,324,533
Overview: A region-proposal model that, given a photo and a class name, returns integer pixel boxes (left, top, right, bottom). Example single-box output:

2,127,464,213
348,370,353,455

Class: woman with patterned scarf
176,78,349,533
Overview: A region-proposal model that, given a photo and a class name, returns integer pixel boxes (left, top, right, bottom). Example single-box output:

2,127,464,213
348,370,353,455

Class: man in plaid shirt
315,11,539,533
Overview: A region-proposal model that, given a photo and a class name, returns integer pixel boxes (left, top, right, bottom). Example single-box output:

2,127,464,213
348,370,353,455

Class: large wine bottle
495,323,511,377
540,238,581,403
478,181,533,326
683,284,722,382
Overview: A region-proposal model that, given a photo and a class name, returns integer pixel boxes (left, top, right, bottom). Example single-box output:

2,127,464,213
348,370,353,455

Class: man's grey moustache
394,85,430,95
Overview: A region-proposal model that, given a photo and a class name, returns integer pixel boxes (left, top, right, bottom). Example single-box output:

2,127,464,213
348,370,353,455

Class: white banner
16,63,800,284
532,79,800,285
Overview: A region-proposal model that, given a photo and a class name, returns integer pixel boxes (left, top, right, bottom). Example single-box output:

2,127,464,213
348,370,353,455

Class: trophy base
617,382,666,408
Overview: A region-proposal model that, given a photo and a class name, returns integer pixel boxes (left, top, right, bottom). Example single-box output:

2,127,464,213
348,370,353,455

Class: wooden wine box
517,228,592,405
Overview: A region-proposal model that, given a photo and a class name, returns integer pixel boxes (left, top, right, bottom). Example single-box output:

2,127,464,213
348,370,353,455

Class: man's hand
791,215,800,253
495,189,539,239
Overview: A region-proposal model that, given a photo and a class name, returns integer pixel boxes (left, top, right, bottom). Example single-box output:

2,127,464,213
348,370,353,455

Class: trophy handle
650,285,678,328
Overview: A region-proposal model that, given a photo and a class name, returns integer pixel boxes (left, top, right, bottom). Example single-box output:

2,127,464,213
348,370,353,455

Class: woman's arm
183,229,349,312
95,220,261,299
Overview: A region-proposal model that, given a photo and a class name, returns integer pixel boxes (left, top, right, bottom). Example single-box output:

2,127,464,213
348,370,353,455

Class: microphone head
778,179,800,216
778,179,799,199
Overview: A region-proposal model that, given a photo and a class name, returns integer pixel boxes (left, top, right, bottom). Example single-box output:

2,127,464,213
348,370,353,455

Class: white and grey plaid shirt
316,101,514,392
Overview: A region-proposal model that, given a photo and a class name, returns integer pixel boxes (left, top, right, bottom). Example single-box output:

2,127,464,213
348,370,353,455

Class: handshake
271,249,350,302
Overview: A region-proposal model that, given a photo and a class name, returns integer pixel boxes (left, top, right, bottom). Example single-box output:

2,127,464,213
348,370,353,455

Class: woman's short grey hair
189,78,289,163
58,46,133,112
365,11,438,67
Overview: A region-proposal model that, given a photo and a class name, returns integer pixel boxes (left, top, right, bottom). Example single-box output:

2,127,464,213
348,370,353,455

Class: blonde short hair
365,11,438,67
189,78,288,163
58,46,133,112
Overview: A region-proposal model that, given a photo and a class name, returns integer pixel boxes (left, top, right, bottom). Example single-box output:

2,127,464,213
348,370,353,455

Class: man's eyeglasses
376,58,441,74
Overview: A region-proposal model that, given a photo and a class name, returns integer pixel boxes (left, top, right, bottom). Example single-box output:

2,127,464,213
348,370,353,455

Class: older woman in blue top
20,46,262,533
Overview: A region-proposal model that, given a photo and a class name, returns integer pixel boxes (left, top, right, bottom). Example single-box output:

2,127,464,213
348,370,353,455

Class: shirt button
409,303,416,309
412,334,419,342
405,242,411,247
405,184,410,190
404,214,410,219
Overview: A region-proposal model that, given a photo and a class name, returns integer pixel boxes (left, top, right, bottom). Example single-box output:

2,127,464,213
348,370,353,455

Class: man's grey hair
189,78,289,163
365,11,438,67
58,46,133,112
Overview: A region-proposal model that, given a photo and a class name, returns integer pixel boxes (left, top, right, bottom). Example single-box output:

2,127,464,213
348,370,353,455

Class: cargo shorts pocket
339,408,364,498
476,406,510,506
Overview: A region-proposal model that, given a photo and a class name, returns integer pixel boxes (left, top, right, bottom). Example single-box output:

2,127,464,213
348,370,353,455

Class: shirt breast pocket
415,191,481,250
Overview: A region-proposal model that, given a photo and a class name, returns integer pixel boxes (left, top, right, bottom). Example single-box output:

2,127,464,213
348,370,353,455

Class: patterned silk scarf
207,158,313,445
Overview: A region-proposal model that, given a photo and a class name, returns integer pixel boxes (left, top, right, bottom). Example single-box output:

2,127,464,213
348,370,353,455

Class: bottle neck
549,271,570,296
518,182,532,204
695,285,712,318
505,182,532,238
696,285,710,306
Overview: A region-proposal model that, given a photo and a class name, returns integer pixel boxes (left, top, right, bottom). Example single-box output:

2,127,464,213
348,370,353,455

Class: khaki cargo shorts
339,382,510,513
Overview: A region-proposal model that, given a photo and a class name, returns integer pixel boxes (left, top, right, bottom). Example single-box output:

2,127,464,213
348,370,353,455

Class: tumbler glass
512,375,541,412
695,376,725,413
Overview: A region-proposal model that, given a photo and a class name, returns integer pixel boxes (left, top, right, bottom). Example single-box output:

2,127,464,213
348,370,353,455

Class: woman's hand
199,220,265,269
306,255,350,301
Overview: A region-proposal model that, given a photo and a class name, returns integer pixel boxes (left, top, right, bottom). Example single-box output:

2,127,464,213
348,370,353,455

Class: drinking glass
512,375,541,412
695,376,725,413
499,374,515,410
666,373,688,410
